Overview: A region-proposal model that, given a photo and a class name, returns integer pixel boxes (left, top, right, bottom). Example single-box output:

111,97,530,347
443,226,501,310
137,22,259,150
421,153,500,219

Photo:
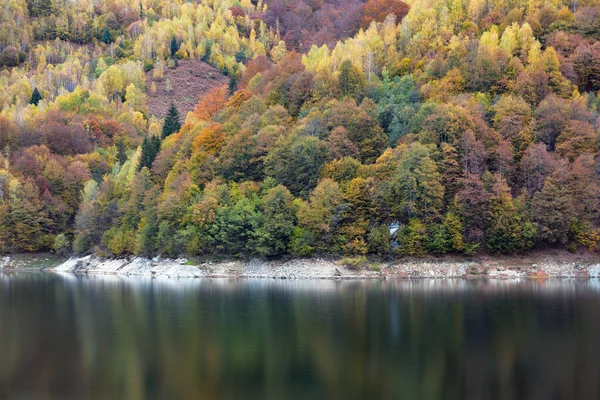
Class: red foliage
37,111,93,155
359,0,409,29
326,127,360,159
0,116,18,150
65,161,91,184
13,146,52,178
261,0,365,51
100,119,122,139
239,55,271,89
229,6,246,18
261,51,305,94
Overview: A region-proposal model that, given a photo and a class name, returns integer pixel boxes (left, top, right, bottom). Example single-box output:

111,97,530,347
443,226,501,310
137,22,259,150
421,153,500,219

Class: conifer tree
29,88,42,106
102,28,112,44
170,37,179,57
228,75,238,95
138,136,161,171
161,103,181,139
116,139,128,165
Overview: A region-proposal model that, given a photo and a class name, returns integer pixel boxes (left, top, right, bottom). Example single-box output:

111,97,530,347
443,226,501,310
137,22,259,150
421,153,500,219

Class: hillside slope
1,0,600,260
146,59,228,118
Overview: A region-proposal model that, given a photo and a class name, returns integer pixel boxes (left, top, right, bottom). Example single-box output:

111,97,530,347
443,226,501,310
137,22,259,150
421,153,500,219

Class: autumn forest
1,0,600,259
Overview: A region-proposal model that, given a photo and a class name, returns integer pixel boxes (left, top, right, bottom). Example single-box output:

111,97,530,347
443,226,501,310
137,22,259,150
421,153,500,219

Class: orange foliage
226,90,253,110
193,85,228,121
192,123,225,155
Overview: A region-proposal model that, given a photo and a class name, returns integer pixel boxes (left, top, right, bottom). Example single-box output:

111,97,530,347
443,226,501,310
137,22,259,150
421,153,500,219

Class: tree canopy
0,0,599,258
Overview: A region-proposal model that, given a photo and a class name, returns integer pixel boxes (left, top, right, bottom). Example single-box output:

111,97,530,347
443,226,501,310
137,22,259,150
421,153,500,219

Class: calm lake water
1,273,600,400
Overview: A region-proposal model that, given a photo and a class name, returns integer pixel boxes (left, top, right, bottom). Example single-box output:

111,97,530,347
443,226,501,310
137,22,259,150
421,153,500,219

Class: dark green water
1,273,600,400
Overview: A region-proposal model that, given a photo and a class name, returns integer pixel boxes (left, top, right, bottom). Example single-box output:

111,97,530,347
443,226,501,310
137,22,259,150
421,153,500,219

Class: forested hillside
260,0,409,52
1,0,600,258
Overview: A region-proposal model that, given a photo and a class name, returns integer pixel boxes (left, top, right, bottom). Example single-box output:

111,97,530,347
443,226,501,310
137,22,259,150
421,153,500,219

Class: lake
0,273,599,399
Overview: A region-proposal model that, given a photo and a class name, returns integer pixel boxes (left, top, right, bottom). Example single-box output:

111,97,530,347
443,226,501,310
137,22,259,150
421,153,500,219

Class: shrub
53,233,71,255
368,262,382,272
0,47,21,67
340,255,367,270
143,59,154,72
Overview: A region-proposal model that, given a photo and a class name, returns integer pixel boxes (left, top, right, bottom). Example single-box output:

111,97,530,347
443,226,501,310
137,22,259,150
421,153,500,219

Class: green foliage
138,137,161,171
161,103,181,139
339,60,366,99
375,75,419,145
340,255,367,270
102,28,112,45
212,193,262,257
29,88,42,106
265,136,327,198
116,139,128,165
170,37,179,58
397,219,427,256
2,0,600,261
229,75,238,95
103,227,135,256
290,227,316,256
202,40,214,63
255,185,297,256
52,233,70,255
486,178,537,253
367,225,391,254
368,262,381,272
426,212,465,254
388,143,444,222
297,178,343,254
0,47,23,67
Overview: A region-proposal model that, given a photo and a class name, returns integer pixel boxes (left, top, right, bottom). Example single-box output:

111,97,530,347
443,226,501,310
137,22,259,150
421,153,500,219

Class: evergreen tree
228,75,238,95
170,37,179,57
388,115,403,146
138,136,161,171
116,139,128,165
102,28,112,44
161,103,181,139
29,88,42,106
202,40,214,62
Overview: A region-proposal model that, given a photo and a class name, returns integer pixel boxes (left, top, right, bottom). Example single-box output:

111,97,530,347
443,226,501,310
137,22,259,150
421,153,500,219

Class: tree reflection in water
0,274,599,400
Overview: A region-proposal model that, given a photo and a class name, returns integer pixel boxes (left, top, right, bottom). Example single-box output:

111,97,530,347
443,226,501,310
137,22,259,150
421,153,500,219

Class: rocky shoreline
41,250,600,279
2,250,600,279
51,255,380,279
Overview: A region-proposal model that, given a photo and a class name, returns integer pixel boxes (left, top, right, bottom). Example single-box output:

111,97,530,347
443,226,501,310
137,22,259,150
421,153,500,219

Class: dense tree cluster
1,0,600,258
260,0,409,52
0,0,278,113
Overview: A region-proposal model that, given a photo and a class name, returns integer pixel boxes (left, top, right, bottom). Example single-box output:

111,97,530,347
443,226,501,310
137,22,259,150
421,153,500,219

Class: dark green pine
138,135,161,171
102,28,112,44
170,36,179,57
161,102,181,139
29,88,42,106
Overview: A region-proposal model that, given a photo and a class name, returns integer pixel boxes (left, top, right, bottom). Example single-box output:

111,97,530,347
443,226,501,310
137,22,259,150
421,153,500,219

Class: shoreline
1,250,598,280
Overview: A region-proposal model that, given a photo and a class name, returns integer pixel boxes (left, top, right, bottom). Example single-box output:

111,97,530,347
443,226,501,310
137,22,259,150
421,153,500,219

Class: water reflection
0,273,599,399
